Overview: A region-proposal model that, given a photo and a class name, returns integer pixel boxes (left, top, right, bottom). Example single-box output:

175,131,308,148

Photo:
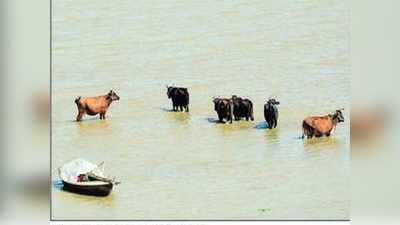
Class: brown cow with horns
302,109,344,139
74,90,120,121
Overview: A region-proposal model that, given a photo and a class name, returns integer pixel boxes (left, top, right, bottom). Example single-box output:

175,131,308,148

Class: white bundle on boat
58,158,105,183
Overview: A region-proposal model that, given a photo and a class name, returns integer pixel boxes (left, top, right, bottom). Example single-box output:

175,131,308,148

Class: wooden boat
61,180,113,196
58,159,118,197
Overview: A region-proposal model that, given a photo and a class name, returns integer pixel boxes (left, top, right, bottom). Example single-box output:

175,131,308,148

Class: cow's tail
185,93,190,112
250,101,254,121
185,91,189,105
301,120,307,139
74,96,81,105
229,99,234,123
301,120,313,139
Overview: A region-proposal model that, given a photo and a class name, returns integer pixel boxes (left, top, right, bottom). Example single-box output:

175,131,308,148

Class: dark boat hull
62,181,113,197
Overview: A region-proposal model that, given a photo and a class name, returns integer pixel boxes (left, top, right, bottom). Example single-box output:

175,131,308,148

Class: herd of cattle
74,87,345,139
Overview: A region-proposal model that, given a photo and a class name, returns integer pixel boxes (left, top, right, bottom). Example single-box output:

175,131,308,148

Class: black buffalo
166,86,189,112
264,98,280,129
213,97,233,123
231,95,254,121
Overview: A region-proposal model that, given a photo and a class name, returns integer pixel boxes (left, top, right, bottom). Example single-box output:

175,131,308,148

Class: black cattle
231,95,254,121
213,97,233,123
166,86,189,112
264,98,280,129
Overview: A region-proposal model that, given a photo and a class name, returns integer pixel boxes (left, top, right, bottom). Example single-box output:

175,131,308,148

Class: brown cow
75,90,120,121
302,109,344,139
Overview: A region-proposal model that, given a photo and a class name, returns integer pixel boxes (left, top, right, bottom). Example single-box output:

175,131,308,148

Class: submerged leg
268,120,273,129
218,114,223,123
76,111,84,122
315,132,322,138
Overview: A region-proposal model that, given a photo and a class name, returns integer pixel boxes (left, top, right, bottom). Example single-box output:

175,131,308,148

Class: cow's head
212,97,218,103
213,97,220,108
107,90,120,101
166,86,174,98
334,109,344,122
267,98,280,105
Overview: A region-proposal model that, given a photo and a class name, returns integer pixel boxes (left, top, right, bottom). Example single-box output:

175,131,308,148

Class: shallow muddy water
52,0,350,220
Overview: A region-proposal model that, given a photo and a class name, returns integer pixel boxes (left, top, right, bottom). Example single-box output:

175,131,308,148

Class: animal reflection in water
77,120,110,130
302,109,344,139
75,90,120,121
303,136,340,151
166,86,189,112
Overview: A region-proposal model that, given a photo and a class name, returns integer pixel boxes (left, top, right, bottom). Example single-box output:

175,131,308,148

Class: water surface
52,0,350,220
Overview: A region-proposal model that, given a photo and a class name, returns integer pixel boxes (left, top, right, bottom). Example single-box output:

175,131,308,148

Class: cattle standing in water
213,97,233,123
264,98,280,129
74,90,120,121
302,109,345,139
166,86,189,112
231,95,254,121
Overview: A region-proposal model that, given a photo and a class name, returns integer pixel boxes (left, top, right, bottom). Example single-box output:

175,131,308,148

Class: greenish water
52,0,350,220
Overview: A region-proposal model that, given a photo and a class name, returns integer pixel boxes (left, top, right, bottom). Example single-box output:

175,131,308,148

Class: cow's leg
218,114,224,123
100,112,106,120
306,129,313,139
315,131,322,138
185,105,189,112
76,110,85,122
180,106,183,111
